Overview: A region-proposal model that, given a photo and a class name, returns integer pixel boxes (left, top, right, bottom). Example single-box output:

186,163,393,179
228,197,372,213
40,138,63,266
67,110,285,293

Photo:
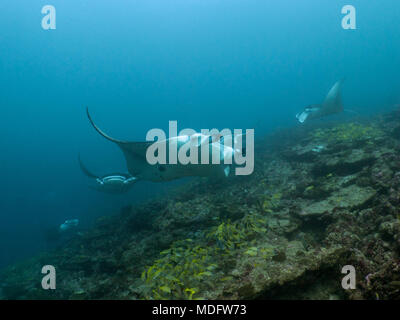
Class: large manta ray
78,155,137,194
86,108,239,182
296,80,344,123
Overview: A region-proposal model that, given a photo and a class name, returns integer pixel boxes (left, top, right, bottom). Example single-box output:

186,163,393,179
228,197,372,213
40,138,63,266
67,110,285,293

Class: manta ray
86,107,240,182
78,154,137,193
296,80,344,123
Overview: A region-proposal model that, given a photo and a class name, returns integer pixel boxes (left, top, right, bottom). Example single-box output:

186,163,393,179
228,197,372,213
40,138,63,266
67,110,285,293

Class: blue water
1,0,399,269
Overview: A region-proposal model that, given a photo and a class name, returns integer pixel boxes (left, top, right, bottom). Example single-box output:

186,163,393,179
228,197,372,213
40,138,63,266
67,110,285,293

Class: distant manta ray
86,107,240,182
296,80,344,123
78,154,137,194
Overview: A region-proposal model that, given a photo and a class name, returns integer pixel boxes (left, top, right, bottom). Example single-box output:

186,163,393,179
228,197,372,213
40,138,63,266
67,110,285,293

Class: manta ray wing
321,80,344,116
86,107,152,176
118,143,154,176
296,79,344,123
78,154,98,179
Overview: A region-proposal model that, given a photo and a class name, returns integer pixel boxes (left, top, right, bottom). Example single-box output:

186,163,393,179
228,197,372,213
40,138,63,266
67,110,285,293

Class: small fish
311,145,325,153
59,219,79,232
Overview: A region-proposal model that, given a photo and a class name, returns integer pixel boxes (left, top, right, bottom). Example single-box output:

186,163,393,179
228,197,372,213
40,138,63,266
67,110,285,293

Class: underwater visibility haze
1,0,400,300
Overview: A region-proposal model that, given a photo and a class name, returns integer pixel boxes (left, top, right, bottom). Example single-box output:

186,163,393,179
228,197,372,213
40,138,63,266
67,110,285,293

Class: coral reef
2,109,400,300
310,122,384,144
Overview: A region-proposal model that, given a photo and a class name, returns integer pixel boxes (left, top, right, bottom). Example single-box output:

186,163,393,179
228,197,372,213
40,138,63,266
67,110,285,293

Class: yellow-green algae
311,122,383,144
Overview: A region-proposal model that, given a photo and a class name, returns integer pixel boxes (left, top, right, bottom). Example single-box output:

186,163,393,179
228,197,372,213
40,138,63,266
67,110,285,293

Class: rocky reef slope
2,109,400,300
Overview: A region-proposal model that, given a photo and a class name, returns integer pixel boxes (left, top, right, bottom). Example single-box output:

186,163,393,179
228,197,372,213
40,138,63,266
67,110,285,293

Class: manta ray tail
78,154,98,179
